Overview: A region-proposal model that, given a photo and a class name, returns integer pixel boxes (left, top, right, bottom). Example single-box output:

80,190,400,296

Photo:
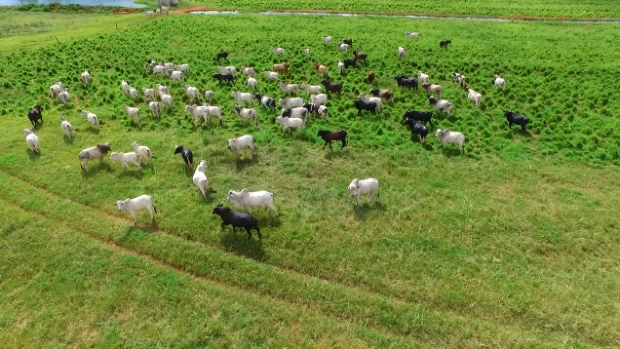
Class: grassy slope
1,13,620,347
180,0,620,19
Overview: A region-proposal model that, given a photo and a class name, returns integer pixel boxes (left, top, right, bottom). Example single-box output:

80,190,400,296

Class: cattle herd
22,32,533,239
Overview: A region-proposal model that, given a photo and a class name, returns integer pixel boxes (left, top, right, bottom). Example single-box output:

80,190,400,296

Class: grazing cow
321,80,342,94
314,63,327,78
440,40,452,48
404,119,429,145
27,104,43,128
354,99,377,115
233,105,258,125
353,51,367,64
348,178,379,205
369,89,394,103
115,195,157,224
493,74,506,91
368,70,375,83
216,52,229,61
403,110,433,126
271,47,286,55
273,62,291,73
504,110,530,131
464,87,482,108
428,96,454,117
405,31,419,40
174,145,193,169
422,83,443,98
435,129,465,153
344,58,357,69
317,129,347,150
255,93,276,110
212,204,262,240
395,75,418,90
213,73,234,84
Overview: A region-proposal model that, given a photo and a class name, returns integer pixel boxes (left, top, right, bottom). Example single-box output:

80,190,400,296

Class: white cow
155,83,170,96
435,129,465,153
110,152,142,170
227,188,278,216
493,74,506,91
59,116,74,139
275,116,304,133
23,129,40,155
240,66,256,77
304,48,310,57
228,135,255,154
80,110,99,128
279,82,300,94
49,81,64,99
167,70,184,82
405,31,419,40
338,60,345,75
244,77,258,92
358,94,383,112
231,91,254,106
184,85,200,103
271,47,286,55
233,105,258,125
310,93,328,106
321,36,332,43
146,99,161,120
264,71,279,80
131,141,152,162
58,88,70,107
115,194,157,224
301,83,322,95
123,105,141,122
428,96,454,117
185,104,210,124
192,160,210,199
278,97,304,109
81,70,91,86
398,47,407,60
347,178,380,205
465,87,482,108
142,87,156,101
417,71,430,84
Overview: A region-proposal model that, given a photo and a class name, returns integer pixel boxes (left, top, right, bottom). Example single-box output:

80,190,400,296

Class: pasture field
1,13,620,348
173,0,620,19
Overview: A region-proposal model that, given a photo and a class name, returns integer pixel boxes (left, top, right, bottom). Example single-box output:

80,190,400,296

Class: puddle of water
1,0,145,8
189,10,620,24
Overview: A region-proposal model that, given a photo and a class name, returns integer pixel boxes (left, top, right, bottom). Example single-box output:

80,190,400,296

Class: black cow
212,204,262,240
504,110,530,131
212,73,234,84
317,129,348,150
344,58,357,69
216,52,229,61
174,145,193,169
404,119,429,145
321,79,342,94
354,99,377,115
353,50,367,64
395,75,418,90
440,40,452,48
341,38,353,47
403,110,433,126
27,104,43,128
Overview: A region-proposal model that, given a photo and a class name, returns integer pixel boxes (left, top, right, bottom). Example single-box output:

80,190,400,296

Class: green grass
1,13,620,348
179,0,620,19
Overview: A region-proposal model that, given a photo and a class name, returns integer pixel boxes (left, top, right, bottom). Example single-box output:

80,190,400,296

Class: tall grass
1,14,620,348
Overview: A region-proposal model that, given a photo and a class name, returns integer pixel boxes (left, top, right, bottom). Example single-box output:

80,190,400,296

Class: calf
27,104,43,128
504,110,529,131
317,129,347,150
404,119,429,145
348,178,379,205
115,194,157,224
440,40,452,48
212,204,262,240
174,145,193,169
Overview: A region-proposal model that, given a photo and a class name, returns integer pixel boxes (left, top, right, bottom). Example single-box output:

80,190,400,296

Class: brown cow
273,62,290,73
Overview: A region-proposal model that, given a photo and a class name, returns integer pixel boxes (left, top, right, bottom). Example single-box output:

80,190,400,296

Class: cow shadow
117,169,144,180
257,214,282,228
352,201,387,221
440,146,465,157
220,228,267,262
80,162,112,178
324,148,347,160
234,153,258,171
26,150,41,161
124,224,157,235
63,135,74,145
86,127,100,134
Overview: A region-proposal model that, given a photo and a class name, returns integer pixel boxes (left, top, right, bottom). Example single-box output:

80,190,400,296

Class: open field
1,13,620,348
168,0,620,19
